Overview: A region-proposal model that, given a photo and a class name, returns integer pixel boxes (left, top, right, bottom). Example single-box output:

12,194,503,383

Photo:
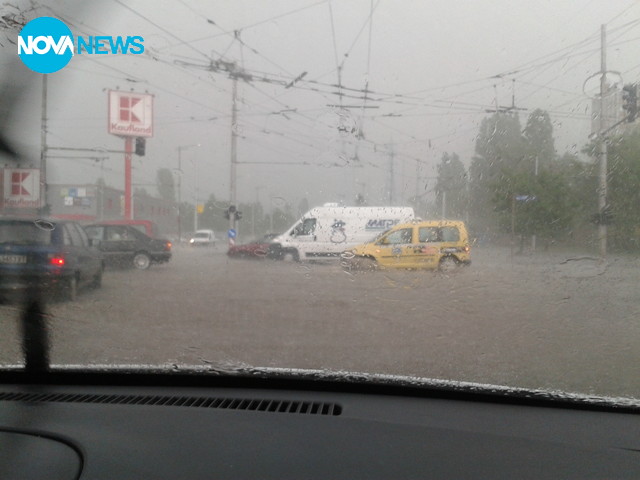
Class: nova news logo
18,17,144,74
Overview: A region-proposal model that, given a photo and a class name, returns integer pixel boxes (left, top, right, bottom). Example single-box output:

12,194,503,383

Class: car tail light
50,256,65,266
165,242,172,251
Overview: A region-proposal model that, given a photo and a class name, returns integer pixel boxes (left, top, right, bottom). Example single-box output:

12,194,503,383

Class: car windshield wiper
19,298,50,373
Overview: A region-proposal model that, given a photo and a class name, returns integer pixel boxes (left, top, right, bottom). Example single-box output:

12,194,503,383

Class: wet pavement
2,245,639,399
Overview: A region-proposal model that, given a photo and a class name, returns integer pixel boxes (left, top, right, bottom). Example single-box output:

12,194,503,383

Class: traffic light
234,210,242,221
622,84,637,123
224,205,236,220
135,137,146,156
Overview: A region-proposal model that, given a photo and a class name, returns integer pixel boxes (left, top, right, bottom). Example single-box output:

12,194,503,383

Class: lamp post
193,152,201,232
269,195,287,233
253,185,265,238
176,144,200,242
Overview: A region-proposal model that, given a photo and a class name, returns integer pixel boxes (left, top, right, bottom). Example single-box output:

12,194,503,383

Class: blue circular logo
18,17,74,74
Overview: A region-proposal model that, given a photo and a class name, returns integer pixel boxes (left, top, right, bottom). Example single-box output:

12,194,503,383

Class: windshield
2,1,640,404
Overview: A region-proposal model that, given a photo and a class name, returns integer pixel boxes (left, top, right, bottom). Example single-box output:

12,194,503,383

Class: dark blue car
0,217,104,301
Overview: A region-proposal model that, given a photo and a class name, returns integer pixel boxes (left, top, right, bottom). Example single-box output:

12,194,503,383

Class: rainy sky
2,0,639,209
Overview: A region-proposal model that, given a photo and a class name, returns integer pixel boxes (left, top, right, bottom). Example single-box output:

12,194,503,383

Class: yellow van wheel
438,256,459,273
358,257,378,272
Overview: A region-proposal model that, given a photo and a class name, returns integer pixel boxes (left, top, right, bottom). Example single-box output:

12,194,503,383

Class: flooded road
2,245,640,399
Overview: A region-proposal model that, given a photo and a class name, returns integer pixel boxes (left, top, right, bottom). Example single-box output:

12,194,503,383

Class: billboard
108,90,153,137
3,168,40,208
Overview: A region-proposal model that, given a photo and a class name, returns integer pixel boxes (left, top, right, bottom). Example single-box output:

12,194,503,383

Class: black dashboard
1,371,639,479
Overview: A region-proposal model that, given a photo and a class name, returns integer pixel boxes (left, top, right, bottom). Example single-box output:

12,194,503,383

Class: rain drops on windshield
1,0,640,402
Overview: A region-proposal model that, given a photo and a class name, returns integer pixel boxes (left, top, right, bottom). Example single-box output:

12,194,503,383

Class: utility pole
229,73,238,245
531,154,538,252
40,75,47,212
388,147,394,205
415,159,420,212
177,148,182,241
270,203,274,233
598,24,608,261
253,185,264,238
193,155,199,232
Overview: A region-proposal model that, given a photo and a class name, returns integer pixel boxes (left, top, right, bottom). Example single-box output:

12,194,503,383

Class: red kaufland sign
108,90,153,137
3,168,40,208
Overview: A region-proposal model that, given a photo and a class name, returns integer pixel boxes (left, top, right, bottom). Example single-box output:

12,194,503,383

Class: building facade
46,183,177,236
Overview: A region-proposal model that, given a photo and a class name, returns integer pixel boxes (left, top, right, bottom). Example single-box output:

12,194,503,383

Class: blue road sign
228,229,237,239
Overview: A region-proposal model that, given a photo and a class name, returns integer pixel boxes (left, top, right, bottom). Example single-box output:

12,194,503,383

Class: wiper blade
20,299,50,373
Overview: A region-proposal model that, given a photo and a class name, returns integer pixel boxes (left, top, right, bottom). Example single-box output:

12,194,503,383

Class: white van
189,229,217,247
269,204,415,261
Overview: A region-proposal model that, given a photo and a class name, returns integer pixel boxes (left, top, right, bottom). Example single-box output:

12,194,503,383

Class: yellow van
343,220,471,271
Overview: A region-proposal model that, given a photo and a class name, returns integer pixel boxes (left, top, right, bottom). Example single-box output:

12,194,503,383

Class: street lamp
176,144,200,242
253,185,265,238
269,195,287,233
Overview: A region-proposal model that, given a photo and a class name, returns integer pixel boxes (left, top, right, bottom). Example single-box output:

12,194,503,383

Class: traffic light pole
597,24,608,261
229,73,238,245
124,137,133,220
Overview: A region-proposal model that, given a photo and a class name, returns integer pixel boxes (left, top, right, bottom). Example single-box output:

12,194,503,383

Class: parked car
96,219,159,237
84,223,172,270
189,229,217,247
343,220,471,272
0,217,104,301
227,233,279,258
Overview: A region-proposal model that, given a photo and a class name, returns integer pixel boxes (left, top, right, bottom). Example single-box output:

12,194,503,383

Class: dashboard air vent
0,391,341,416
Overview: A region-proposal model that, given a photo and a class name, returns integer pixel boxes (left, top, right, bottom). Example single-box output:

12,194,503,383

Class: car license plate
0,255,27,264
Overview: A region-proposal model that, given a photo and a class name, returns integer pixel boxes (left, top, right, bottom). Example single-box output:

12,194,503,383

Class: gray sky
2,0,640,209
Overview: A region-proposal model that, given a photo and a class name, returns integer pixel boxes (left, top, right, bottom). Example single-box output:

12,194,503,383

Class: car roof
99,219,154,225
392,220,467,229
0,216,71,225
86,223,134,228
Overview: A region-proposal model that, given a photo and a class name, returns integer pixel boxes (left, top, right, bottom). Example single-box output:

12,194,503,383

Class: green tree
200,194,229,233
297,197,310,216
469,112,526,232
492,169,577,244
600,127,640,250
523,109,556,174
552,152,597,246
249,200,266,237
472,110,586,247
180,202,195,234
271,204,295,233
435,152,467,219
156,168,175,203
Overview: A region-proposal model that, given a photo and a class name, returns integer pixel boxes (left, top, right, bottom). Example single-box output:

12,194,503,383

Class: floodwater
2,245,639,399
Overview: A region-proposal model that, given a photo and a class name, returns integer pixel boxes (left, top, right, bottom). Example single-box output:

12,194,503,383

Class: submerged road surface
2,245,640,399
